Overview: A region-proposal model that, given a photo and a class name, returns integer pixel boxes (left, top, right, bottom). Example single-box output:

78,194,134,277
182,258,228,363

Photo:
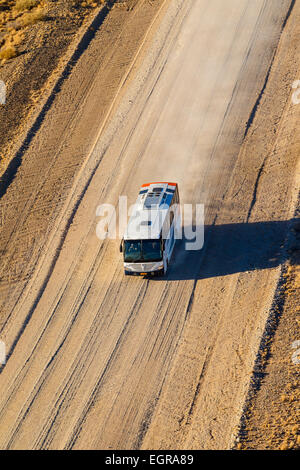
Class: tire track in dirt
0,0,171,333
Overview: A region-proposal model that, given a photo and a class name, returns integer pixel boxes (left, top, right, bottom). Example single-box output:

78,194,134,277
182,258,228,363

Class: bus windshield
124,240,162,263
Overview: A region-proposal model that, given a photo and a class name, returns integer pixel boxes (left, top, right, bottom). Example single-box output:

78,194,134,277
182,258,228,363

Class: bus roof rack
124,182,178,240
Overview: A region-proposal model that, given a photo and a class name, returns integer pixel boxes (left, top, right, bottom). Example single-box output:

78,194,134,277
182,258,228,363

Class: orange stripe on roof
141,182,177,187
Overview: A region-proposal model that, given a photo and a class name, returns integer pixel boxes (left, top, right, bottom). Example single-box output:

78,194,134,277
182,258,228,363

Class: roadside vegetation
0,0,118,170
0,0,46,62
0,0,109,64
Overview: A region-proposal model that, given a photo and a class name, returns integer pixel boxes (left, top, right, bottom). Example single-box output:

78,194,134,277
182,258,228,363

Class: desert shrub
0,44,17,60
18,6,45,26
14,0,40,12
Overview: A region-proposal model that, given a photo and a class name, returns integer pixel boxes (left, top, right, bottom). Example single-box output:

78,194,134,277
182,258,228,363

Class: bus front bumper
124,261,164,276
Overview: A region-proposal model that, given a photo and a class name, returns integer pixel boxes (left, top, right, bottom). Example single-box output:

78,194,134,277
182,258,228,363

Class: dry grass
0,44,16,59
14,0,40,12
0,0,111,64
17,5,45,26
79,0,107,7
0,1,46,62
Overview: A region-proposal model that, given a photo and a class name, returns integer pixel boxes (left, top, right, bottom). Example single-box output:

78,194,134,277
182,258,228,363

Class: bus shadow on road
163,219,297,281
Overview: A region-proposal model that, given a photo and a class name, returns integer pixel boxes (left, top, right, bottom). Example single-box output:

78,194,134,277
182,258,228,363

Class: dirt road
0,0,298,449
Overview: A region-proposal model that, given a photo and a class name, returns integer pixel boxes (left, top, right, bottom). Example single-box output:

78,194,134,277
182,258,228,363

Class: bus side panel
165,205,180,263
165,223,175,262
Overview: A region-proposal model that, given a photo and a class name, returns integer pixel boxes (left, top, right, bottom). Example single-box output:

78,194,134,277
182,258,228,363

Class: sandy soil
233,3,300,449
0,0,299,450
237,211,300,450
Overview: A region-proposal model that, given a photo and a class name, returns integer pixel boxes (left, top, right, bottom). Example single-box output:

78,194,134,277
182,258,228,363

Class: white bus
120,182,181,277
